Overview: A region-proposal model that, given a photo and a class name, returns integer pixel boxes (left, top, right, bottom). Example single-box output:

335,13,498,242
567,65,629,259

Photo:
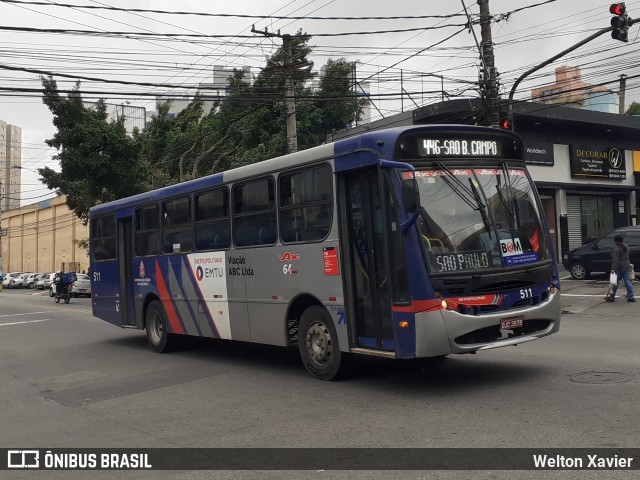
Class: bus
89,125,561,380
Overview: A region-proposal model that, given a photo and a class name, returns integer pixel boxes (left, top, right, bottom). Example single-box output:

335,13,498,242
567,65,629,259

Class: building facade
0,119,22,214
0,195,89,274
531,66,619,114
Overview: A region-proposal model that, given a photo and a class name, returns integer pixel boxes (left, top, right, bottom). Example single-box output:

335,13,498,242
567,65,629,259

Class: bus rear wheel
298,306,347,381
145,300,177,353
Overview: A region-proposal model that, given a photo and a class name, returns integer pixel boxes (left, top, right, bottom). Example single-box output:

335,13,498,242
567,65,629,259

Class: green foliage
40,34,369,221
39,76,146,222
626,101,640,115
74,238,89,251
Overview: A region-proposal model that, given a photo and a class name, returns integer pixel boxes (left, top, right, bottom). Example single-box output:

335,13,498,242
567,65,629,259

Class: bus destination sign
429,250,493,273
419,139,499,157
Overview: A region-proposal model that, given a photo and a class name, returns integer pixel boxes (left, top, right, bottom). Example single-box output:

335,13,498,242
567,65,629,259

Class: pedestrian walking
606,233,635,302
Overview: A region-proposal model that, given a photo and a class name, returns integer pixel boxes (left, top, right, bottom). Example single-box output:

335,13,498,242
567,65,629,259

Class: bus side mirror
400,178,420,234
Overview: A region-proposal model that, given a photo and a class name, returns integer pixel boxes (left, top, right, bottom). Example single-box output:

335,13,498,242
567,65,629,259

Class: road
0,278,638,480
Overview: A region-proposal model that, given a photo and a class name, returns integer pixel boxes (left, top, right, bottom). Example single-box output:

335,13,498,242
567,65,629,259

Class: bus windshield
411,165,550,274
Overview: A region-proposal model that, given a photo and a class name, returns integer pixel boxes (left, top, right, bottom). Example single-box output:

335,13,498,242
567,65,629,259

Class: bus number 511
520,288,533,299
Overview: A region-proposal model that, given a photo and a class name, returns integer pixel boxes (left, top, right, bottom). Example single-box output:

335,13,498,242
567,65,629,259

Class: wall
0,196,89,274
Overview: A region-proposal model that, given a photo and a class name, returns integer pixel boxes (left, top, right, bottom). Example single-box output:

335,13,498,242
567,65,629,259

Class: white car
24,273,43,289
70,273,92,298
2,272,23,289
35,273,52,290
10,273,31,289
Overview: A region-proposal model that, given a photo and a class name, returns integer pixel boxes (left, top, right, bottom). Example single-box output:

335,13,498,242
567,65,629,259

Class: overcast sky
1,0,638,205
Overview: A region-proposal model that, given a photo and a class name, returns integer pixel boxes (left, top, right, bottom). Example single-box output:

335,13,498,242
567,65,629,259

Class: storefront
525,139,636,256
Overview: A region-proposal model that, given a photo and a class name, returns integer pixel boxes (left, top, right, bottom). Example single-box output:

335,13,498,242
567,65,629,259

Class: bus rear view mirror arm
378,160,420,233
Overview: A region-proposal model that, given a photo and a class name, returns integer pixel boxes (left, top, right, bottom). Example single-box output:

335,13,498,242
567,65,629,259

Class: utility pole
477,0,499,126
282,34,298,153
619,74,627,114
251,26,298,153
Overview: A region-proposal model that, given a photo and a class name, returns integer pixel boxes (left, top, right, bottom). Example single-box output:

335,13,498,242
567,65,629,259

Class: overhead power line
0,0,468,20
0,22,473,38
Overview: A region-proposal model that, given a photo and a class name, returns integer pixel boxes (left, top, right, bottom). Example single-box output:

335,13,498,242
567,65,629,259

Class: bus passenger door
341,169,394,351
117,217,136,326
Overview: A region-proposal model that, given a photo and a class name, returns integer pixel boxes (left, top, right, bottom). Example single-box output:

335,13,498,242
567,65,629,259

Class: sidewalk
559,266,639,314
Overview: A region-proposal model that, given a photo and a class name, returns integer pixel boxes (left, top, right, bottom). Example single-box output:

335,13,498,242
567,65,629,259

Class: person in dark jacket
607,233,635,302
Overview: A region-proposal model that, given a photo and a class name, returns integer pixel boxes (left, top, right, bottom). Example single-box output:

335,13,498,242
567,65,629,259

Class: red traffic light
499,118,511,130
610,3,626,15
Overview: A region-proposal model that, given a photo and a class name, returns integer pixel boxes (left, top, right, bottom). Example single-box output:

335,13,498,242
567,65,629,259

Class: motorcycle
53,272,76,304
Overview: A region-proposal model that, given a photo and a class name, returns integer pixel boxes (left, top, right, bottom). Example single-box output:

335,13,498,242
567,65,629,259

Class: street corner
560,275,640,314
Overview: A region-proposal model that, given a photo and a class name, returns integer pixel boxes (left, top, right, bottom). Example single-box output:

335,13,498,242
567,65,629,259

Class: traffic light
610,3,629,42
498,118,511,130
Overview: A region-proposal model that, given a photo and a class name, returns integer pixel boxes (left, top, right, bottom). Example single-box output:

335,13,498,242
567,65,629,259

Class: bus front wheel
298,306,348,381
145,300,177,353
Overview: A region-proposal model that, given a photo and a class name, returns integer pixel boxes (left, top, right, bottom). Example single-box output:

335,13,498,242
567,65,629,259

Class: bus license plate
500,316,523,330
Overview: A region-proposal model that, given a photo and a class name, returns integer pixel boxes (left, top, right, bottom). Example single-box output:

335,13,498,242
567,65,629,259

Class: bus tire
298,306,348,381
145,300,177,353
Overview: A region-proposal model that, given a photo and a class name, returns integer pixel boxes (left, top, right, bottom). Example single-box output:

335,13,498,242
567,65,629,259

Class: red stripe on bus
392,299,442,313
155,260,184,334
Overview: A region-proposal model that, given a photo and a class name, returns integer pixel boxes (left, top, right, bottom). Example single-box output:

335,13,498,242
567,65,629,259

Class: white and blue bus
89,125,561,380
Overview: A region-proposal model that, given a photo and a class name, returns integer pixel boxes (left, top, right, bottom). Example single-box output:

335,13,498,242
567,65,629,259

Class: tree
626,101,640,115
39,76,146,222
200,33,368,168
39,34,369,219
297,58,369,149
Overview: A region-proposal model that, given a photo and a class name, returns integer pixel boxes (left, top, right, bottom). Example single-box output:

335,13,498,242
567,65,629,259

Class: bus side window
233,177,275,247
91,215,116,260
195,188,230,251
135,204,162,256
278,165,332,244
162,196,192,254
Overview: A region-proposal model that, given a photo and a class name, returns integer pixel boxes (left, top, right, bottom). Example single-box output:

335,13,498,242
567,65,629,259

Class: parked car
46,273,58,296
70,273,91,298
35,273,54,290
24,273,43,289
2,272,23,289
10,273,31,289
562,226,640,279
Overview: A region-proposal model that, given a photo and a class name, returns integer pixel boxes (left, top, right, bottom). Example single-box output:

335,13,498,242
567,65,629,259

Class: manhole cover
570,371,634,384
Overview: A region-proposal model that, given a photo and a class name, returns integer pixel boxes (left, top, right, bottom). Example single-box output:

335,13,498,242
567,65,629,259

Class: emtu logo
8,450,39,468
609,148,623,169
196,266,204,281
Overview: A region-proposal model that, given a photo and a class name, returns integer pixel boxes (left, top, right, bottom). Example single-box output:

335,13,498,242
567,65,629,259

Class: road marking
0,311,56,318
561,293,614,297
0,319,50,327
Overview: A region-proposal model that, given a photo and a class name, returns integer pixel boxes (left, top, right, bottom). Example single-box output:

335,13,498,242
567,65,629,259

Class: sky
1,0,639,206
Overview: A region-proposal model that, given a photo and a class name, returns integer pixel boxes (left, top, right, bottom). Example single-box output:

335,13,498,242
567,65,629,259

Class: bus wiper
500,161,515,214
496,172,516,243
434,161,483,213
